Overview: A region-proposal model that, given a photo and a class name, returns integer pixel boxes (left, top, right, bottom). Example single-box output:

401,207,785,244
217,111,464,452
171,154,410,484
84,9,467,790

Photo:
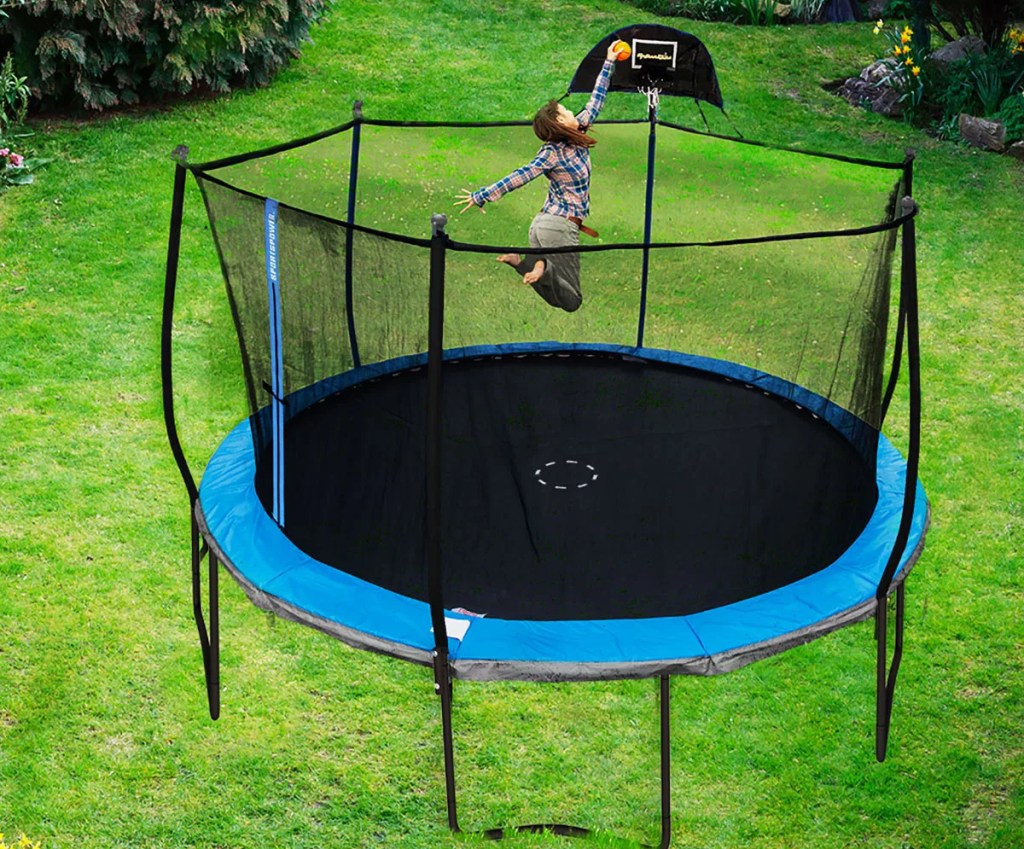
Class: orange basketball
613,40,631,61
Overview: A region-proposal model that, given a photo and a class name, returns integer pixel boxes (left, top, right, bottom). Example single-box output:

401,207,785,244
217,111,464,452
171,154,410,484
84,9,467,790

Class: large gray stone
929,36,986,69
958,114,1006,152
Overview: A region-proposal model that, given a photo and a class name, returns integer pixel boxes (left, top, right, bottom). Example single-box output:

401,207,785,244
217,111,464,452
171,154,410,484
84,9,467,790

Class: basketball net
637,86,661,117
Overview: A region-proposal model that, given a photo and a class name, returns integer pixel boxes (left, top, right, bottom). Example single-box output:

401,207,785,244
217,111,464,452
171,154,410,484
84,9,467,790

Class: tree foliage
0,0,327,111
898,0,1024,47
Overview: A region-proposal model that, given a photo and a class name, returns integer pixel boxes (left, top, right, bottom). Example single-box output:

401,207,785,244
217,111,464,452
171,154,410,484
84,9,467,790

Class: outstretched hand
606,38,622,62
454,189,484,214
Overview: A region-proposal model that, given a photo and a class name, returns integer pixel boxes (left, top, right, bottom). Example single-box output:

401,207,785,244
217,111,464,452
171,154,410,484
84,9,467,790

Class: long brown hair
532,100,597,148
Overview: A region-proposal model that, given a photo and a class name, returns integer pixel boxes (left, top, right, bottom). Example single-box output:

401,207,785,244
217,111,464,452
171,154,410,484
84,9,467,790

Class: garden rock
928,36,986,70
958,114,1006,152
1007,141,1024,161
836,60,903,118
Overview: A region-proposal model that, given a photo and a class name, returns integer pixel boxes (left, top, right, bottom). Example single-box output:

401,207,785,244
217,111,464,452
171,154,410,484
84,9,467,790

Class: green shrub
679,0,742,21
620,0,742,23
885,0,1024,48
937,46,1024,116
789,0,827,23
996,89,1024,142
0,0,327,112
739,0,776,25
1,51,28,134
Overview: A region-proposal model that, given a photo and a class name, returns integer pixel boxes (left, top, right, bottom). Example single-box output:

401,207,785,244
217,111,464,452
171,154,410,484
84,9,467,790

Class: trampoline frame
161,105,924,845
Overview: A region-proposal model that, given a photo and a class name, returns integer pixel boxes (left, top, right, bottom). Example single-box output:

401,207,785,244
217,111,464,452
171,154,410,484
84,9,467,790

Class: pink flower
9,153,23,167
0,148,9,157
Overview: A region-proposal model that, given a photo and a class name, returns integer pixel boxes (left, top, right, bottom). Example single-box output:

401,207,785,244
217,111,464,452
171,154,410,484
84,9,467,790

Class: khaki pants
513,212,582,313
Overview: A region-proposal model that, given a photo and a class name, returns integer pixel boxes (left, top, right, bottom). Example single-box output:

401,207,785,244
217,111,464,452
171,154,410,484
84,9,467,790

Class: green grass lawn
1,0,1022,847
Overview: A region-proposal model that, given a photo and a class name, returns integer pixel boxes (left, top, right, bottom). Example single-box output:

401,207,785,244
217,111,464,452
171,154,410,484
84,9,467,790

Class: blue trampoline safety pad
197,344,929,682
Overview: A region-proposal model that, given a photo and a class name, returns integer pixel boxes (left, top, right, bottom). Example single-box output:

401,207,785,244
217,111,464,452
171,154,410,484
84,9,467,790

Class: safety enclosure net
187,118,911,622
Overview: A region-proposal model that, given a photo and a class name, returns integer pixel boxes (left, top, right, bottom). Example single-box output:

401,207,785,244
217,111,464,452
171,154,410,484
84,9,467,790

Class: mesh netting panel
205,127,354,220
642,226,898,428
192,120,905,566
196,173,431,467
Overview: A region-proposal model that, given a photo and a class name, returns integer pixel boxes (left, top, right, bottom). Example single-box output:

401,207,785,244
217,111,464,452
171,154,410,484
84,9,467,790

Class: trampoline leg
435,670,671,847
875,583,905,761
434,650,461,833
191,512,221,720
658,675,672,849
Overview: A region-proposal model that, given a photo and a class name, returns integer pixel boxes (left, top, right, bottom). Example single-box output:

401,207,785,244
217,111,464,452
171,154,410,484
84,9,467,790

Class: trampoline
162,25,928,847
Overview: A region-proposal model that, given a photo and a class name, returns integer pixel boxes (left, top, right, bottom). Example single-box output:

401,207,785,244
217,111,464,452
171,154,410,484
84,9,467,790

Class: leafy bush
739,0,776,26
623,0,831,24
790,0,827,23
0,0,328,112
996,89,1024,141
621,0,743,23
1,51,28,134
676,0,743,21
885,0,1024,48
920,42,1022,120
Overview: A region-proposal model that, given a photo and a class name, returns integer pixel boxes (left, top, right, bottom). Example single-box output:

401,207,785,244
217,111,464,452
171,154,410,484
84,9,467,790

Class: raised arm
576,42,620,129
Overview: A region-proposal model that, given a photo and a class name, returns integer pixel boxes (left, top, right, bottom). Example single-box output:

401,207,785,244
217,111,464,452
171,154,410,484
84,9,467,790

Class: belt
568,216,599,238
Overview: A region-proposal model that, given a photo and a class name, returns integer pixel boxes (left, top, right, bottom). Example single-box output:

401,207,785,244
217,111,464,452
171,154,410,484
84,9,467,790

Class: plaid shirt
471,59,615,220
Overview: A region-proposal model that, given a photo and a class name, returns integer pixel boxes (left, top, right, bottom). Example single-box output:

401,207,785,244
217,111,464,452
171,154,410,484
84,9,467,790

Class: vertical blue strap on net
264,198,285,526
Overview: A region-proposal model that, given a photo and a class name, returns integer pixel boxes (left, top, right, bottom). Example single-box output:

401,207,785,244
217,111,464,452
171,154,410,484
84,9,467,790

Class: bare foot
522,261,545,286
497,253,521,267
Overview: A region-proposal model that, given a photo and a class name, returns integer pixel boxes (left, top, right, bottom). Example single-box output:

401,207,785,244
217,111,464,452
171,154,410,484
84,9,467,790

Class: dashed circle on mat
534,460,599,490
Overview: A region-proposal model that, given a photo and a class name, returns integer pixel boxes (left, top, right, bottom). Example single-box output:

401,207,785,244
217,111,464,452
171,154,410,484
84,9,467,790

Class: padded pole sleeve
426,214,450,655
161,149,199,505
345,102,363,367
876,196,921,601
636,105,657,347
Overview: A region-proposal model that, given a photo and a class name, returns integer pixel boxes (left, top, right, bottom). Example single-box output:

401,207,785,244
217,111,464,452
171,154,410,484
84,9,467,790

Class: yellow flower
873,25,881,34
912,65,921,76
877,19,884,27
905,56,914,66
901,32,911,44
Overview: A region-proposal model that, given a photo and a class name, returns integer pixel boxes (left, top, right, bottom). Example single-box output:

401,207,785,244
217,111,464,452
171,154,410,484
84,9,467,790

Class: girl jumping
455,40,619,312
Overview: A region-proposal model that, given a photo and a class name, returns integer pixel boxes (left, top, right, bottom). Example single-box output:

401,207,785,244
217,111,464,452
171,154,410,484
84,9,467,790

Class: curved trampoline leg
191,511,220,720
875,583,906,762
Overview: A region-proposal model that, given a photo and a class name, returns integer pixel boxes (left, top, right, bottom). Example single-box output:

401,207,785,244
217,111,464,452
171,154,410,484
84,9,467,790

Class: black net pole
875,194,921,761
426,213,460,831
345,101,363,367
636,100,658,348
